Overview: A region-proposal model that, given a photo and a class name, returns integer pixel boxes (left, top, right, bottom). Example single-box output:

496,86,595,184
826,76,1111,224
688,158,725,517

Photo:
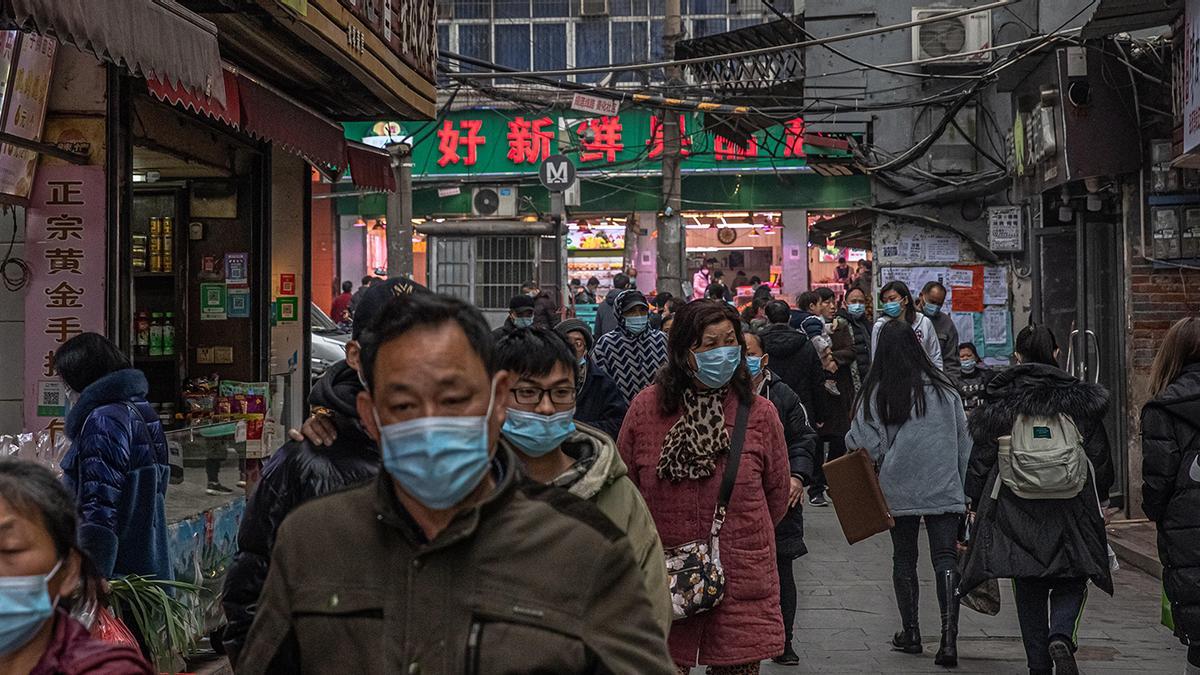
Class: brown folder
823,449,895,544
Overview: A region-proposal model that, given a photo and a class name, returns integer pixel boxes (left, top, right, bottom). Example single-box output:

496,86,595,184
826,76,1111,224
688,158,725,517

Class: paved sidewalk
758,506,1184,674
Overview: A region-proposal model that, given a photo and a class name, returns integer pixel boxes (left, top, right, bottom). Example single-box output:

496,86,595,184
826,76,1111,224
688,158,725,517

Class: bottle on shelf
134,311,150,355
149,218,162,273
161,217,173,272
162,312,175,356
149,312,164,356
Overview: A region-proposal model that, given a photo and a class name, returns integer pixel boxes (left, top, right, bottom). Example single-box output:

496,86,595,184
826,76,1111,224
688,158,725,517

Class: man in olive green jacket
494,327,671,633
238,293,672,674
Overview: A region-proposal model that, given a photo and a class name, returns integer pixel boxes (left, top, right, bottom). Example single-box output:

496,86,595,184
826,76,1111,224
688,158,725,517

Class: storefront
340,109,871,321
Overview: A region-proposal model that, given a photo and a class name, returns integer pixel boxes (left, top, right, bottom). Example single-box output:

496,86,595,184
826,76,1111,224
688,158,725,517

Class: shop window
454,0,490,18
534,24,568,74
575,21,610,83
495,0,531,17
496,25,532,72
611,21,649,80
533,0,571,17
459,24,493,71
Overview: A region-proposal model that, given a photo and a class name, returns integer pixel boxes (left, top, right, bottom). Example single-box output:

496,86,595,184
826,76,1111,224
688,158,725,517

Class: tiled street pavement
757,506,1183,674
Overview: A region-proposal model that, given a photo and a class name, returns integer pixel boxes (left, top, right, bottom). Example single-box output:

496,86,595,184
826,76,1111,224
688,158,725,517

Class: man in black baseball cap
493,293,537,340
221,276,425,664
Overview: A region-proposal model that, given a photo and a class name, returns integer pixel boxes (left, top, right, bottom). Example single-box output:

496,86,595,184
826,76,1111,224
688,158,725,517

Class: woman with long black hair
870,280,942,369
846,320,972,667
960,325,1114,675
618,300,790,674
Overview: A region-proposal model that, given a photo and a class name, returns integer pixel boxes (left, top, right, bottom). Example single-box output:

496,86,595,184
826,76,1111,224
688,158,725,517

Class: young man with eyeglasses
495,327,672,633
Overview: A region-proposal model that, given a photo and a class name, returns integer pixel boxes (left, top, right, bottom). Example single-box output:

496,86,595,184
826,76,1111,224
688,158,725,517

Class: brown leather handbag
824,448,894,544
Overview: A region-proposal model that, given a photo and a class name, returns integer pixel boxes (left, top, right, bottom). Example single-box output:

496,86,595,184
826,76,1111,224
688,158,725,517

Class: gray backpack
992,413,1087,500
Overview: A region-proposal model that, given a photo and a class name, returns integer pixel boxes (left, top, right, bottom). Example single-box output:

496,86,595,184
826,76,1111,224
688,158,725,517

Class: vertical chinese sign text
24,165,106,433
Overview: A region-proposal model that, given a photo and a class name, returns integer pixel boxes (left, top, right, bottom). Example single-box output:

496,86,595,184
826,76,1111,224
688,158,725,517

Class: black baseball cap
352,276,428,340
509,295,536,311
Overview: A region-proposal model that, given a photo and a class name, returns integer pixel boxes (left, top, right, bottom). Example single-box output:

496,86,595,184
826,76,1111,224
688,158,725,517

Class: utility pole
657,0,685,298
385,140,413,278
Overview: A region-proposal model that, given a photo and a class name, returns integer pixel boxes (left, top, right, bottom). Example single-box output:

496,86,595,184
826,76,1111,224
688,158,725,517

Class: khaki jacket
237,446,673,674
507,424,672,633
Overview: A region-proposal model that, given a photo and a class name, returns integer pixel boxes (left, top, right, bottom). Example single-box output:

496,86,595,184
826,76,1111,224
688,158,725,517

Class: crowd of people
3,267,1198,675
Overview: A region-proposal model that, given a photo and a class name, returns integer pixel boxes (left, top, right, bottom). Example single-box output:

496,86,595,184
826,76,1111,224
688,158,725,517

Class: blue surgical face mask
514,316,534,329
0,559,62,656
960,358,977,373
692,345,742,388
883,301,903,318
746,355,764,378
373,381,498,511
624,315,649,334
847,303,866,318
922,303,942,317
502,408,577,458
577,354,587,367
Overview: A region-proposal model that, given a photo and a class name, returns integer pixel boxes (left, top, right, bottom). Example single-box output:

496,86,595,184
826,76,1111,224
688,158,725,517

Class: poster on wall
23,165,106,432
0,33,56,200
200,283,228,320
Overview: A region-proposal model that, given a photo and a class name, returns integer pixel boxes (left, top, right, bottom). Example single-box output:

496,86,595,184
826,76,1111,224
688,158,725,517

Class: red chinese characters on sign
577,116,624,163
714,134,759,161
506,116,554,164
645,115,693,159
436,119,487,167
24,166,106,431
783,118,806,158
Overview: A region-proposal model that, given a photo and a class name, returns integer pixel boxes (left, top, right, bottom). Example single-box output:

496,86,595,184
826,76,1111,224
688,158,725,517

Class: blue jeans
1012,577,1088,672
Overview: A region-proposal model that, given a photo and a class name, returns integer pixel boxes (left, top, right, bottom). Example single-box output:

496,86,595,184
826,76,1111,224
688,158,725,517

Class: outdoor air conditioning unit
911,8,993,65
580,0,609,16
472,186,518,217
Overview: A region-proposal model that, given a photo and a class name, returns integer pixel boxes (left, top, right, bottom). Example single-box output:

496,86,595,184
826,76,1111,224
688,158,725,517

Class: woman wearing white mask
0,458,153,674
870,280,942,369
619,300,791,674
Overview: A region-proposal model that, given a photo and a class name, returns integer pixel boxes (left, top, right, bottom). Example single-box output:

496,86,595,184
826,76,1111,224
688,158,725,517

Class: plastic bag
961,578,1002,616
91,606,139,649
1163,588,1175,631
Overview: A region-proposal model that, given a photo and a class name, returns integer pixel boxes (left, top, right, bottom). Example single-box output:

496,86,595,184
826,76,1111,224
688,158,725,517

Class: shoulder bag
663,399,750,621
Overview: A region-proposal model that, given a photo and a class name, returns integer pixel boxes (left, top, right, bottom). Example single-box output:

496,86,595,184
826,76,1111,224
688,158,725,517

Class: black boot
934,570,960,667
891,574,922,654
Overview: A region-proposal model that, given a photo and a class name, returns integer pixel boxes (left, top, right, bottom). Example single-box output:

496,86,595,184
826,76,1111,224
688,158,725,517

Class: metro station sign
344,109,855,178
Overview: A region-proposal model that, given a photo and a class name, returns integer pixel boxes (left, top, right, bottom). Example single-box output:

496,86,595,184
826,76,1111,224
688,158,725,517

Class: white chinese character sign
24,165,106,432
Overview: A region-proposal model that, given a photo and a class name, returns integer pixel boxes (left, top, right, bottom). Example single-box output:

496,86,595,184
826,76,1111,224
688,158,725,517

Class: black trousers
776,553,796,643
889,513,960,612
1011,577,1088,672
809,435,847,496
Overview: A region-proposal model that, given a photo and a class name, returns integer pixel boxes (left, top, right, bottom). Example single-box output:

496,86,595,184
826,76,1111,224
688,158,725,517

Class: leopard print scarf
656,387,730,482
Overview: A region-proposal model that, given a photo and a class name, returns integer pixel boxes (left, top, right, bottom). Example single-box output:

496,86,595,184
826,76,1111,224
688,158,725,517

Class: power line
446,0,1021,79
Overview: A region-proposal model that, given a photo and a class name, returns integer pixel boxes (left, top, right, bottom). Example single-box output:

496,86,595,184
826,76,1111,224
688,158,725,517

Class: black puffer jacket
758,323,829,424
221,361,379,665
1142,362,1200,644
960,363,1114,596
839,309,872,378
763,375,819,560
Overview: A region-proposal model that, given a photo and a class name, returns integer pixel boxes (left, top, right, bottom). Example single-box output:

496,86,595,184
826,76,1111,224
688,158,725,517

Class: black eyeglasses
512,386,577,405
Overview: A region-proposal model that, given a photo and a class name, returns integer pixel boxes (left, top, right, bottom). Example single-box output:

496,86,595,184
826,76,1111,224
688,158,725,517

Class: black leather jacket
221,361,379,665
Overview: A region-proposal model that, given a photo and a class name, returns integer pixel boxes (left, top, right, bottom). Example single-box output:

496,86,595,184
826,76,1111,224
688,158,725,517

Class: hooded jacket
505,423,671,633
575,360,629,439
29,609,154,675
1141,362,1200,643
236,445,674,674
593,290,621,337
758,323,828,425
592,298,669,403
61,369,170,583
762,375,819,559
222,360,380,664
959,363,1114,596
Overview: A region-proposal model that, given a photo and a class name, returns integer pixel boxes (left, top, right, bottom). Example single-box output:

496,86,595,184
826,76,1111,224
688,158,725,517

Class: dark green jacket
237,445,673,674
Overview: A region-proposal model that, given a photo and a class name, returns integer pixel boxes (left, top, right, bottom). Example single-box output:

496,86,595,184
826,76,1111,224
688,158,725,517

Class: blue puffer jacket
62,369,172,583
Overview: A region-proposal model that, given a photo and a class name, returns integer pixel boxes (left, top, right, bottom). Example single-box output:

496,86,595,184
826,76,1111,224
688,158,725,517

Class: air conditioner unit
472,186,518,217
911,8,992,65
580,0,609,17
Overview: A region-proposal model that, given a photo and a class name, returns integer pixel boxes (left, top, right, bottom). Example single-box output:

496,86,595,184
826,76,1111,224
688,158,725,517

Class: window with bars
475,236,537,310
438,1,767,83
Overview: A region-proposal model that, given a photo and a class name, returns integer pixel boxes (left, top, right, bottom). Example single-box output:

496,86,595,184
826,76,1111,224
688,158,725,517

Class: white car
311,303,350,381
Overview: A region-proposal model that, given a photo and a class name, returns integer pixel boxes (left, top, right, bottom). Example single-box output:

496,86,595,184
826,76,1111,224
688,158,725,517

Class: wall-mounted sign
1186,0,1200,155
225,252,248,284
275,296,298,322
24,165,106,431
0,33,56,201
201,282,228,320
279,273,296,296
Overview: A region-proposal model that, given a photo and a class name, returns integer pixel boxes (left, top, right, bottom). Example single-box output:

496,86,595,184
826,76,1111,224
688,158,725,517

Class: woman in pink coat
618,300,791,673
